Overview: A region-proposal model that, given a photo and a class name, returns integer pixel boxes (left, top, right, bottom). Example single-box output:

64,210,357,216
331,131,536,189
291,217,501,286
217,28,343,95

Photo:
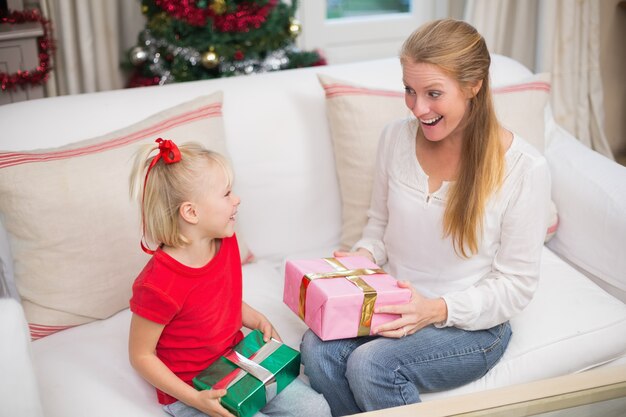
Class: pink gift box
283,256,411,341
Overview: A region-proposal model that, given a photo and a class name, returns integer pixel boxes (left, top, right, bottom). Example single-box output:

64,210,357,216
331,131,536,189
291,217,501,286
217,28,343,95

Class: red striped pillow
0,92,252,340
492,74,552,153
319,73,558,251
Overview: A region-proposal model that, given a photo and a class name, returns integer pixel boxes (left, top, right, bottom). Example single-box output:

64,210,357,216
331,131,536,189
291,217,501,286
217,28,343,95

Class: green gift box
193,330,300,417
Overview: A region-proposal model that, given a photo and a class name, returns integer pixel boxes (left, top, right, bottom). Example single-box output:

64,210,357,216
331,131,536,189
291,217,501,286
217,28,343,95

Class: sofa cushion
318,73,556,251
545,125,626,303
491,73,551,153
0,92,252,340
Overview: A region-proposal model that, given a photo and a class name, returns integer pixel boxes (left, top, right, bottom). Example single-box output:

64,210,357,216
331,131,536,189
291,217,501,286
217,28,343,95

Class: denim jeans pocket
483,322,512,370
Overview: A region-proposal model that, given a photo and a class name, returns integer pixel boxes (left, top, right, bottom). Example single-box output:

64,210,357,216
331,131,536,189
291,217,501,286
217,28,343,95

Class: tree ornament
210,0,227,15
129,46,148,66
141,5,149,14
288,17,302,38
147,12,171,33
201,48,219,69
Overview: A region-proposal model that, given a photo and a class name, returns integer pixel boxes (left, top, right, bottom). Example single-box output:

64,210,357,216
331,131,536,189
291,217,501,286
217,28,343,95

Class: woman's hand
373,280,448,338
193,389,236,417
333,247,374,262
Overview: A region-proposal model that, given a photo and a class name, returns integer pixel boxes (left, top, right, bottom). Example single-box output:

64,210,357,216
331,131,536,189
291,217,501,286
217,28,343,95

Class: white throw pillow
319,73,556,251
0,92,252,339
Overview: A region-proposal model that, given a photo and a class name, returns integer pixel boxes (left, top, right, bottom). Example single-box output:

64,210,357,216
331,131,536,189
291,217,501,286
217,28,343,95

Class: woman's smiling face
403,60,476,144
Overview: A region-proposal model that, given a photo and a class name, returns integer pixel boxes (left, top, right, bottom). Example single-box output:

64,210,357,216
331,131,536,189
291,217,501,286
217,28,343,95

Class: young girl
128,138,330,417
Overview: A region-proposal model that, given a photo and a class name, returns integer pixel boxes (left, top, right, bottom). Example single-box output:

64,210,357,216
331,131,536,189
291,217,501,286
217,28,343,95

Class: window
327,0,411,19
296,1,448,64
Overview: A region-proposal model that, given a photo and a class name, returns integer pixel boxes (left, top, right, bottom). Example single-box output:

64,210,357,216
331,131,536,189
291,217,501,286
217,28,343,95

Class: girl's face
194,164,240,239
402,60,476,144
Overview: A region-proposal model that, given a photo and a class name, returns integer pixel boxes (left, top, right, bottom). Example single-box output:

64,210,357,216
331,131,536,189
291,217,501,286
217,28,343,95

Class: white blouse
354,118,551,330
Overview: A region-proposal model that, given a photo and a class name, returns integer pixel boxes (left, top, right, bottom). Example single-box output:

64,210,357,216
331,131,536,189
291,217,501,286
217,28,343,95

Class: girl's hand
193,389,235,417
372,280,448,338
257,316,281,343
333,247,374,262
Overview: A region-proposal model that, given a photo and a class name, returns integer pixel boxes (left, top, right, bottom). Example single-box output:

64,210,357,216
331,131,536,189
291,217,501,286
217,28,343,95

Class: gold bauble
148,12,170,32
288,18,302,38
141,5,149,14
201,49,220,69
210,0,227,15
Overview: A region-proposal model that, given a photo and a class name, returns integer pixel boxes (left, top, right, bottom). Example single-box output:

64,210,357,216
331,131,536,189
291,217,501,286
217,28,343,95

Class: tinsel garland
127,28,324,87
0,9,55,92
154,0,277,30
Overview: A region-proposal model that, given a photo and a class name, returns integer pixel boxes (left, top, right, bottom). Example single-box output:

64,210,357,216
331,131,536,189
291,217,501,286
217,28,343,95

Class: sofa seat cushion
31,308,159,417
30,259,308,417
422,247,626,401
31,247,626,417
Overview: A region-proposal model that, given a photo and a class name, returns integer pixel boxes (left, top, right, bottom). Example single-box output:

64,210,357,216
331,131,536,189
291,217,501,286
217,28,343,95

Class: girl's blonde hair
400,19,505,257
129,141,233,250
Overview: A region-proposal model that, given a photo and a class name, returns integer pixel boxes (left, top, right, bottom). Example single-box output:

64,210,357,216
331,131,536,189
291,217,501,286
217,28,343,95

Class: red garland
154,0,277,31
0,9,55,92
126,71,161,88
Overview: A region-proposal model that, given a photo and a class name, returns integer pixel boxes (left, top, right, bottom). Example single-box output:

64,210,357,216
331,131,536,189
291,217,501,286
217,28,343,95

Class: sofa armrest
545,123,626,302
1,216,44,416
0,295,44,416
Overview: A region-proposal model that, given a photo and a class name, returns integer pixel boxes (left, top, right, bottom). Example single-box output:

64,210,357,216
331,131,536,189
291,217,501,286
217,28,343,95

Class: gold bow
298,258,384,337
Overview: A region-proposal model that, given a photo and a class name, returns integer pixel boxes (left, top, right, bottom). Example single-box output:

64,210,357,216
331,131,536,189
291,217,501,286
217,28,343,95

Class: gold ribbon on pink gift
298,258,384,337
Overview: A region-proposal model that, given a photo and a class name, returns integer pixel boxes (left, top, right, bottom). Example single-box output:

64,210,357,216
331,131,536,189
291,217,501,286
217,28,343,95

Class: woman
301,19,551,416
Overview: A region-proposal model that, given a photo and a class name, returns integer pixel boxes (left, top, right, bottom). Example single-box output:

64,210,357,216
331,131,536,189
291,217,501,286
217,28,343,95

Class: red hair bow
155,137,181,165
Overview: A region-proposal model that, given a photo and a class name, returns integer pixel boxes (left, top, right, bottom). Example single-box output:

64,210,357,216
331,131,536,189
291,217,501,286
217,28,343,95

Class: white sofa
1,55,626,417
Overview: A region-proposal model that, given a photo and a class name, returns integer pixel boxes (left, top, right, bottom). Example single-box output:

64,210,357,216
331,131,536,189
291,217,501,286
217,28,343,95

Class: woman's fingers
372,316,406,335
376,325,409,339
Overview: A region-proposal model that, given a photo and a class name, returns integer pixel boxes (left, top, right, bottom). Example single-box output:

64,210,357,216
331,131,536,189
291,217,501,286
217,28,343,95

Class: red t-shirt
129,235,244,404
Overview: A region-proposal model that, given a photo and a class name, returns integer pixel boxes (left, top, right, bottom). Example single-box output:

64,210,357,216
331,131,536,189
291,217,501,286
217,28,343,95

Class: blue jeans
163,378,330,417
300,323,512,417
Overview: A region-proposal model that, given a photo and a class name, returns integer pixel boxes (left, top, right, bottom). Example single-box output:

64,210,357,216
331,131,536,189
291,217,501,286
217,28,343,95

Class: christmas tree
125,0,325,87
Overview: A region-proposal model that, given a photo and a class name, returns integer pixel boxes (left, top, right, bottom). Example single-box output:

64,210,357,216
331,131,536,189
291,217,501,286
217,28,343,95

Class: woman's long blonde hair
129,141,233,250
400,19,504,257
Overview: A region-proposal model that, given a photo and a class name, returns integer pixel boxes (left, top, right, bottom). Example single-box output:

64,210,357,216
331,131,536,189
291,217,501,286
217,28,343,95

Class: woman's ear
470,79,483,97
464,79,483,99
179,201,199,225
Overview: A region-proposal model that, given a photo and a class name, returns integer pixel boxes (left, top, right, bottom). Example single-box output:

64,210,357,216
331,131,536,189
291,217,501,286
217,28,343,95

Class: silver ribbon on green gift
213,338,282,403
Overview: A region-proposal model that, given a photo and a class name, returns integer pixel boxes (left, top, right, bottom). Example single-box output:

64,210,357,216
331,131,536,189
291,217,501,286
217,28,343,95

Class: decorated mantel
0,8,54,93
